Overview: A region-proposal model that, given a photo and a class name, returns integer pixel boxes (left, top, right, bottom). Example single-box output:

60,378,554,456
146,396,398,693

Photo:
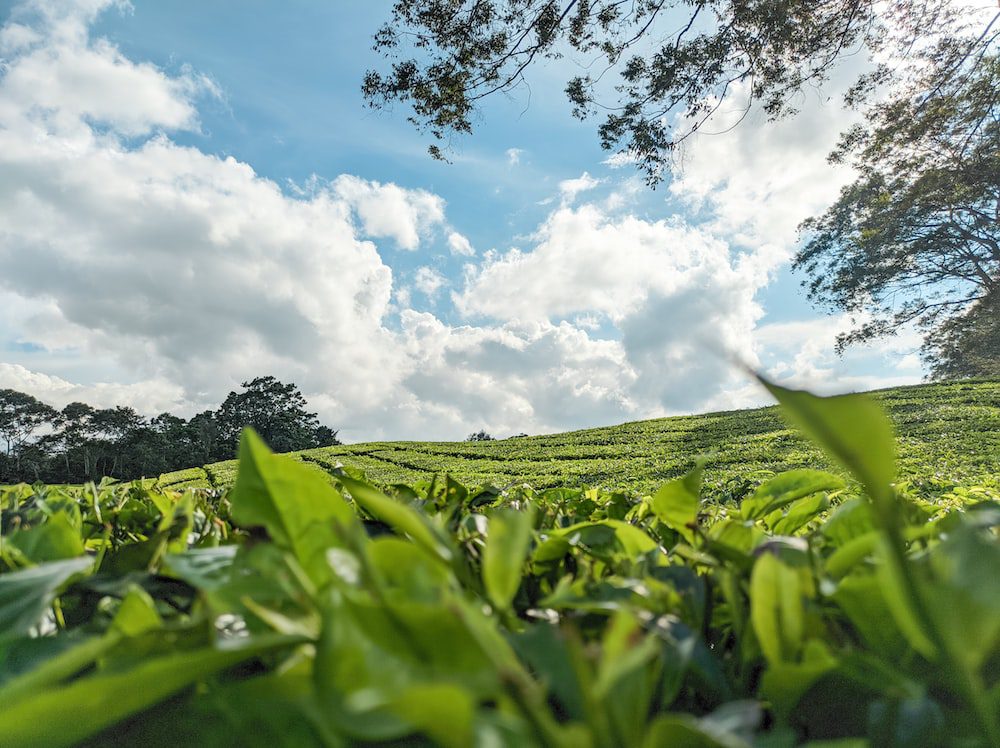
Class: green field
159,379,1000,501
3,378,1000,746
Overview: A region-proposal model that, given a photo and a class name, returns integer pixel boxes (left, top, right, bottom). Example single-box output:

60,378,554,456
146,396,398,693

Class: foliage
0,390,56,460
921,293,1000,380
215,376,339,455
2,381,1000,745
0,376,339,485
796,49,1000,359
363,2,986,181
465,430,496,442
162,380,1000,508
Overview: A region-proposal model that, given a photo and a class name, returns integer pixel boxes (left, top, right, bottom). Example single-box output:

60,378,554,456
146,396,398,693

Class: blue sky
0,0,923,440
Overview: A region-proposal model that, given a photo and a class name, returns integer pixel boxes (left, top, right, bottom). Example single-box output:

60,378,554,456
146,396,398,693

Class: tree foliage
465,429,496,441
366,2,999,372
920,292,1000,380
215,376,338,455
0,377,339,484
364,1,982,183
795,45,1000,365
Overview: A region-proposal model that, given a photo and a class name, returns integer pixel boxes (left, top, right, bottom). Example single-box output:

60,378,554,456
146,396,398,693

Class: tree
920,292,1000,380
0,389,55,468
364,1,986,184
215,376,340,455
795,48,999,371
366,2,998,371
466,430,495,442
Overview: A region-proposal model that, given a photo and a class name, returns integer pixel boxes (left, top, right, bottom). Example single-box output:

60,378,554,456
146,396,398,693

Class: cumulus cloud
0,1,652,440
558,172,600,203
505,147,523,165
0,363,188,414
413,266,446,299
0,0,412,433
447,231,475,256
331,175,445,250
668,57,869,253
0,0,924,443
455,203,774,410
754,315,924,394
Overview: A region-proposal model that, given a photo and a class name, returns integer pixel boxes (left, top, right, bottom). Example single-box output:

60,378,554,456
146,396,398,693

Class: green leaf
482,506,535,611
230,429,358,585
388,682,475,748
651,464,703,543
0,557,92,643
7,511,85,563
0,636,301,748
750,553,805,665
337,474,453,565
758,377,895,506
771,492,830,536
761,639,838,720
875,538,936,659
741,470,844,520
111,585,163,638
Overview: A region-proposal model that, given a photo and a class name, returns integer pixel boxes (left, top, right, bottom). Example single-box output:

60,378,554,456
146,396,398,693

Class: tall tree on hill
796,49,999,375
215,376,340,455
365,1,999,373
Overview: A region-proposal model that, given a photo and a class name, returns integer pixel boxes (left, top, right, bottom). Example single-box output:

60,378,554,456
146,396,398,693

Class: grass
158,379,1000,501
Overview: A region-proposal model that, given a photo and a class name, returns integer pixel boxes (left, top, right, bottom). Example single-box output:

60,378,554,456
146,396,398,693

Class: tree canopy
365,1,999,375
364,1,980,182
215,376,339,455
795,39,999,372
0,377,339,485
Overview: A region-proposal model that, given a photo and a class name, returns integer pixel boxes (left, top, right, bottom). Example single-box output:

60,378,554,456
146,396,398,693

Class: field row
157,380,1000,500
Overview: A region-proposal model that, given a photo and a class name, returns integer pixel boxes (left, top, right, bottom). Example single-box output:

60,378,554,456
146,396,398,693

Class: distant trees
465,430,495,442
0,390,55,466
0,377,339,484
215,376,338,455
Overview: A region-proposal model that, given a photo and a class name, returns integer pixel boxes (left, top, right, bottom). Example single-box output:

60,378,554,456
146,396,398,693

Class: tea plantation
1,378,998,746
159,379,1000,501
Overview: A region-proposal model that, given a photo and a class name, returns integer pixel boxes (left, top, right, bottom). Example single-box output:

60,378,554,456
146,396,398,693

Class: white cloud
602,152,638,169
447,231,475,256
332,174,445,250
668,56,869,254
0,1,413,436
752,314,923,396
558,171,601,203
0,0,926,444
505,147,523,166
456,203,778,411
0,363,188,414
414,266,446,299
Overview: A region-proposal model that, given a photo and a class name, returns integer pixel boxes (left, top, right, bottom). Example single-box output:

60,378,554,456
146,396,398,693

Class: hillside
157,379,1000,499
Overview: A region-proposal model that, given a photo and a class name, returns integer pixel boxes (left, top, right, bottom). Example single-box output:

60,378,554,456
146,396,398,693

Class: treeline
0,376,339,484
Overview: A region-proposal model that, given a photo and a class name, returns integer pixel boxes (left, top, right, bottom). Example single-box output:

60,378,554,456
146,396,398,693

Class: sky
0,0,928,441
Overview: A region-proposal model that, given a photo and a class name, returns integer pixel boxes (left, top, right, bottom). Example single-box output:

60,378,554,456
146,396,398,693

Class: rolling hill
157,379,1000,500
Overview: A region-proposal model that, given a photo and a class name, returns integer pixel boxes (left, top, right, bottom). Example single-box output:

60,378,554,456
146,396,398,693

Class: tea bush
1,379,998,746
